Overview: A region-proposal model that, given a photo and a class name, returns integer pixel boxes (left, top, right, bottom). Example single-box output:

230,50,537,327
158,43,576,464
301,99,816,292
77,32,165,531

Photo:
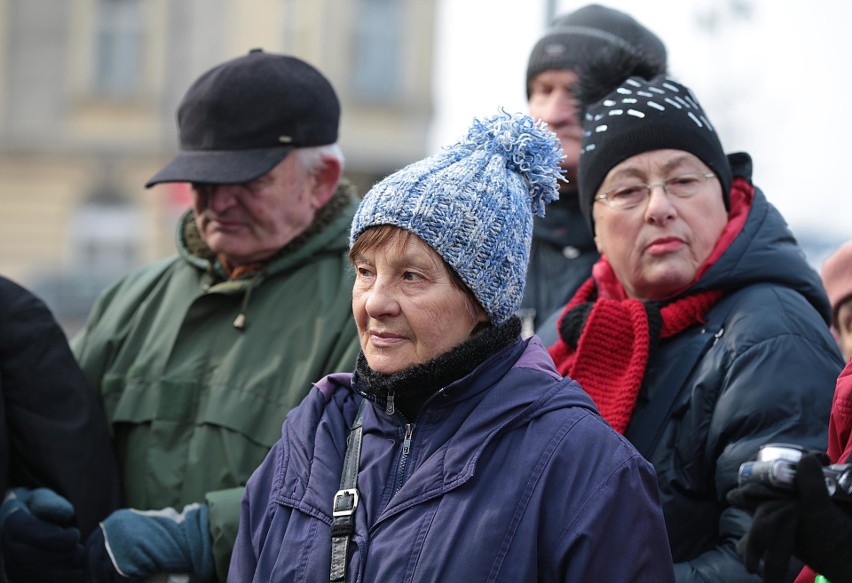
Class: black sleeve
0,276,122,536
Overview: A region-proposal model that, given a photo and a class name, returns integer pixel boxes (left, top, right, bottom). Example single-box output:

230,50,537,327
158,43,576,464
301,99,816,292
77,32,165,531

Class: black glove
727,480,798,583
790,453,852,583
728,453,852,583
0,488,85,583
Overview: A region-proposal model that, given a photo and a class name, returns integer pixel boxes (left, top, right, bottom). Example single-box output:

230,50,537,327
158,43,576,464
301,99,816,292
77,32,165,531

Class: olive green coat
72,185,361,580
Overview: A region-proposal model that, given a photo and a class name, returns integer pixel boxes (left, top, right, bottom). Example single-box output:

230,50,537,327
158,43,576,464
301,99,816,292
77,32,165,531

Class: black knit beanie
578,76,732,233
526,4,667,98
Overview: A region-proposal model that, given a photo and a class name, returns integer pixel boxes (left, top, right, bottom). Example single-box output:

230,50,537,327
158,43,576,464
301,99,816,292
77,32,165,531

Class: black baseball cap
146,48,340,187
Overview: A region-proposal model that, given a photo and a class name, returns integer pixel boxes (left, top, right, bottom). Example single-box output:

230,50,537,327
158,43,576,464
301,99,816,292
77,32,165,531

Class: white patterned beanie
350,111,564,325
578,75,732,232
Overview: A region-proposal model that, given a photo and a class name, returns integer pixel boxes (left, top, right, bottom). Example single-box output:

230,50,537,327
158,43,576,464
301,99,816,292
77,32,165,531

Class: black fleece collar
355,317,522,420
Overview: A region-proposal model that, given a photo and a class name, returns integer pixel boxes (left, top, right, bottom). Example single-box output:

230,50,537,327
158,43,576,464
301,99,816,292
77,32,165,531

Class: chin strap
329,399,366,582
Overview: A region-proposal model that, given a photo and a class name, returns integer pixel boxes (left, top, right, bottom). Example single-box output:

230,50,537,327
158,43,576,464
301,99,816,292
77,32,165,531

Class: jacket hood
171,179,358,330
419,337,596,489
687,153,832,324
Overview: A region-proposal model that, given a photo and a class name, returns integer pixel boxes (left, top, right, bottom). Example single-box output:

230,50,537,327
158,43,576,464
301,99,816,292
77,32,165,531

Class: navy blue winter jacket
623,154,843,582
230,337,675,582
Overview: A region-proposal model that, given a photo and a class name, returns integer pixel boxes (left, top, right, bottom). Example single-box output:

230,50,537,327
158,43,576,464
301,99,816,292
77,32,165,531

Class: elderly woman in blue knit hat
545,61,844,582
228,112,675,581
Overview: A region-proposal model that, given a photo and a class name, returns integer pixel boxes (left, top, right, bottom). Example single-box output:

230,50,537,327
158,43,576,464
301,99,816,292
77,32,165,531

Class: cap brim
145,146,294,188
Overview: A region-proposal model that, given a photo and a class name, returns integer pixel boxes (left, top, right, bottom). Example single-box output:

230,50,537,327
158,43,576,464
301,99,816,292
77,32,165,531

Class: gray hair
293,143,345,176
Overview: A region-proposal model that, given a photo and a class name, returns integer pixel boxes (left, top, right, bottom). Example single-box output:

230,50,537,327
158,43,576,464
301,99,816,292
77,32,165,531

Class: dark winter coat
521,194,599,335
0,276,121,536
230,337,675,582
622,154,843,582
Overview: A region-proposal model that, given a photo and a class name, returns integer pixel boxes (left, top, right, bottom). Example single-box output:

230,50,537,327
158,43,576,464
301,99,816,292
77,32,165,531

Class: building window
351,0,402,103
29,185,143,337
72,187,142,270
93,0,143,97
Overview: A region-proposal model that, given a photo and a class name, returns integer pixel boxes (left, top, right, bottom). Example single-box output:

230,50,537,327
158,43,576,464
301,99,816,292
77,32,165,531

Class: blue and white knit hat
350,111,564,325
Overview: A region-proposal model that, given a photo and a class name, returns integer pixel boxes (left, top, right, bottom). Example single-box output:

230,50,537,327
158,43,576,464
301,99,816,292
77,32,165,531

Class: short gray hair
293,143,345,175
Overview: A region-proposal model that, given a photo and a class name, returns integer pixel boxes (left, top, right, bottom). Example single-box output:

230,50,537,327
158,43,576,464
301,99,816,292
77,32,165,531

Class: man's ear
310,156,342,209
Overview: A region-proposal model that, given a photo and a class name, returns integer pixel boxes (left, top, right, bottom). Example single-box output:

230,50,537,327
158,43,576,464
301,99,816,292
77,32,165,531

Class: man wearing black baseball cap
521,4,668,339
0,49,361,582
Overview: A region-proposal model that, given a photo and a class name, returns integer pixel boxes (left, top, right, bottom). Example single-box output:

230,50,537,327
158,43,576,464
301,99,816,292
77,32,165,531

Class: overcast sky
432,0,852,249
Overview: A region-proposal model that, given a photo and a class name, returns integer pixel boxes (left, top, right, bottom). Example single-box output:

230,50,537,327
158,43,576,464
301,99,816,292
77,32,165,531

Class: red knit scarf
547,178,754,433
549,281,723,433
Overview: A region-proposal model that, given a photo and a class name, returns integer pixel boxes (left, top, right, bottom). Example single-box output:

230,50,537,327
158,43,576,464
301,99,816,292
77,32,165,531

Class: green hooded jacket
72,183,361,580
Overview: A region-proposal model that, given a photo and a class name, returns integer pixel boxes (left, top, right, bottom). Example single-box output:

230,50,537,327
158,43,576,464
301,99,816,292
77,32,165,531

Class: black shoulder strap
329,399,367,582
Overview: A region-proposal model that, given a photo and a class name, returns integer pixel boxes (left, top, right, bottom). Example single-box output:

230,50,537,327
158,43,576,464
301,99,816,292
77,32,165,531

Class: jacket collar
353,317,522,420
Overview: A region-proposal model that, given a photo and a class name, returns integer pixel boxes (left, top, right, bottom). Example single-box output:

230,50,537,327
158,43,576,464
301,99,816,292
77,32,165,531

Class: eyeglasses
594,172,717,210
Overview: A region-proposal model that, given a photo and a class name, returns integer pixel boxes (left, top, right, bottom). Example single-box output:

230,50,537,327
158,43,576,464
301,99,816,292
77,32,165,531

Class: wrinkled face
191,154,320,265
528,69,583,178
837,300,852,361
351,229,488,374
593,150,729,301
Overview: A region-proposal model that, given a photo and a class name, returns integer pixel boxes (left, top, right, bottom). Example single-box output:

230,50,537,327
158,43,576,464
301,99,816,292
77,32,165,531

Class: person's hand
789,453,852,583
728,453,852,583
727,479,798,582
85,502,214,582
0,487,85,582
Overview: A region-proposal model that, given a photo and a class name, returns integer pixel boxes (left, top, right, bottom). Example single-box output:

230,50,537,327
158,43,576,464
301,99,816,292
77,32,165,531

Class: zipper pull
402,423,413,455
385,392,395,415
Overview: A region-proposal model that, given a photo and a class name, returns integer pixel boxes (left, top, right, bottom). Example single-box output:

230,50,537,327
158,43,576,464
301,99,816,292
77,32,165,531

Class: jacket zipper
394,423,415,494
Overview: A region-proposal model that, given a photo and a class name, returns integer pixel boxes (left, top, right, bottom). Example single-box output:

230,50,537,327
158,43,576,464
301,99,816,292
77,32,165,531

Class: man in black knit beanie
523,4,667,340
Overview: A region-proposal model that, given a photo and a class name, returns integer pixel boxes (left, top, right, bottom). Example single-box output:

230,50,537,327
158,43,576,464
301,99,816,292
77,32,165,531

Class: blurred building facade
0,0,436,335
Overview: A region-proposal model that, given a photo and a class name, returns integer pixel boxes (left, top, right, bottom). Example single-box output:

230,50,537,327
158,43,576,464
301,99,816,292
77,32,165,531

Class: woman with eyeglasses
545,65,845,583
